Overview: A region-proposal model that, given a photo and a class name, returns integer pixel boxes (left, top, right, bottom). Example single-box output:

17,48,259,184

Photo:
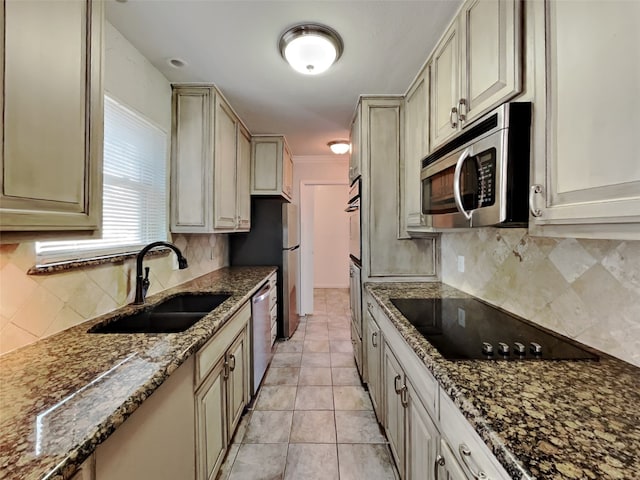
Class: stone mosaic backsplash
0,234,228,355
440,228,640,367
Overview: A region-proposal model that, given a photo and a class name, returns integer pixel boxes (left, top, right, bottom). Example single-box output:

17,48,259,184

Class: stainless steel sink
89,293,231,334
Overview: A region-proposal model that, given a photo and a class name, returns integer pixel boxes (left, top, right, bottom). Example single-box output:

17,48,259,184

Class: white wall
292,156,349,205
313,185,349,288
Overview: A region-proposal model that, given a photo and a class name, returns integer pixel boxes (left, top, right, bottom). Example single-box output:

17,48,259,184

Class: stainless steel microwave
421,102,532,229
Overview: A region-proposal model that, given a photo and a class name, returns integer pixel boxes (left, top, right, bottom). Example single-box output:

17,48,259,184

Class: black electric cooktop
390,297,599,361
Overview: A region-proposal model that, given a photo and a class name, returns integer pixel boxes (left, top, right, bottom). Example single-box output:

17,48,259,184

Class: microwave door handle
453,148,482,221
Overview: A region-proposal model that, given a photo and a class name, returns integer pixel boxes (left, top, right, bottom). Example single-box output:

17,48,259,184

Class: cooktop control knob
530,342,543,356
482,342,494,356
514,342,526,356
498,342,510,356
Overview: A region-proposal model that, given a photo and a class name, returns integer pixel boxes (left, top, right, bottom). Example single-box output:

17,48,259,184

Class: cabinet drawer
439,391,511,480
195,301,251,386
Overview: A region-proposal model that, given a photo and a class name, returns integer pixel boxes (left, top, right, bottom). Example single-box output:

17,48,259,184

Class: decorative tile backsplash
441,229,640,367
0,234,228,355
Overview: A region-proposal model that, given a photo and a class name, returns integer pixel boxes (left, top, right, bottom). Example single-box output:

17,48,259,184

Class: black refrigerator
230,198,300,338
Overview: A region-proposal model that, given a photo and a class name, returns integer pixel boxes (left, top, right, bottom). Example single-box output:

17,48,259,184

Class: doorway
299,181,349,315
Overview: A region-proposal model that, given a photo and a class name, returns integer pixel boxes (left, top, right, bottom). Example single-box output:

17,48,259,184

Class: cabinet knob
529,184,543,217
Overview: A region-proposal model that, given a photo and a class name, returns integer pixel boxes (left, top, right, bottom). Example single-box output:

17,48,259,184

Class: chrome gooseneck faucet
134,241,188,304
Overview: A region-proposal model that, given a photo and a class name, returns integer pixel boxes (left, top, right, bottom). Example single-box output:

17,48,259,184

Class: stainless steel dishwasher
251,283,273,396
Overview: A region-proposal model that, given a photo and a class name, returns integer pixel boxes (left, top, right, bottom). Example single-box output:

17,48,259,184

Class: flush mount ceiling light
328,140,350,155
279,23,344,75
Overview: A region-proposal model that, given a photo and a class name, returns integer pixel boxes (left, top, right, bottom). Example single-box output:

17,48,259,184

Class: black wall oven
421,102,532,229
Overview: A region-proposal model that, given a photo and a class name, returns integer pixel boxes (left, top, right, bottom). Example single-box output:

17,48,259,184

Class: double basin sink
89,293,231,334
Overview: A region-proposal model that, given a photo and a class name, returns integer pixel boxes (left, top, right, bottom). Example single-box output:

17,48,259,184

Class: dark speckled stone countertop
366,282,640,480
0,266,275,480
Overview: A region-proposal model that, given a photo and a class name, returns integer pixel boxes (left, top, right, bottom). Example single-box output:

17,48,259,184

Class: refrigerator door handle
283,245,300,251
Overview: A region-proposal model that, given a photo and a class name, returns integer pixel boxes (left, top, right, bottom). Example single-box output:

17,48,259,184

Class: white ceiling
106,0,462,156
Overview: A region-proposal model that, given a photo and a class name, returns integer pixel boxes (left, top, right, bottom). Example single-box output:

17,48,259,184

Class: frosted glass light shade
328,141,350,154
279,24,343,75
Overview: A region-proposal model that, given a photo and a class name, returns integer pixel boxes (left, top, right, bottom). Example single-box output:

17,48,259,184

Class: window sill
28,248,170,275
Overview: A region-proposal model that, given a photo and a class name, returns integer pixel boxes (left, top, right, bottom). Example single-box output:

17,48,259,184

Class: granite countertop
366,282,640,480
0,266,276,480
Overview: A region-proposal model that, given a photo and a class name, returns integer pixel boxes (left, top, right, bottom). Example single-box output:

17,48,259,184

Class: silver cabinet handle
459,444,488,480
453,149,481,220
367,302,373,311
434,454,445,480
529,184,543,217
458,98,467,123
228,353,236,372
394,374,403,394
449,107,458,129
401,386,408,408
371,331,378,348
223,359,229,379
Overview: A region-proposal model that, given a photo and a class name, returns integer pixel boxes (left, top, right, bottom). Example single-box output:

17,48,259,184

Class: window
36,95,168,264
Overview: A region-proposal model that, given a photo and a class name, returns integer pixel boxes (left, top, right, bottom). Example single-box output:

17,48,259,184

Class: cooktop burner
390,297,599,361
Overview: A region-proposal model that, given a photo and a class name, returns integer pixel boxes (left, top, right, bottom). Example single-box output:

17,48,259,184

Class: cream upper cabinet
251,135,293,201
529,0,640,239
236,125,252,231
0,0,103,233
349,106,362,183
359,97,437,279
171,85,251,233
430,21,460,150
214,97,239,230
430,0,522,151
459,0,522,124
403,65,432,235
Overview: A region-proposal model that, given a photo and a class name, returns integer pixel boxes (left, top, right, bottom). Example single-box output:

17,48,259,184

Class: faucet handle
142,266,151,299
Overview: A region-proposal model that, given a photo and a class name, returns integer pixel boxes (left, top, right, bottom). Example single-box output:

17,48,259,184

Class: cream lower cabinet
251,136,293,201
1,0,103,233
95,356,196,480
365,291,510,480
364,306,381,416
171,85,251,233
528,0,640,239
195,301,250,480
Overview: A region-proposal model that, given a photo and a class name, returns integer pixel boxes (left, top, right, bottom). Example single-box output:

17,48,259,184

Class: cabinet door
430,21,460,150
438,439,467,480
214,97,238,230
459,0,522,124
195,358,227,480
226,329,248,436
383,343,405,478
530,0,640,238
403,66,430,232
236,125,251,231
349,107,361,183
0,0,103,232
364,308,381,418
282,142,294,200
171,87,214,232
405,381,439,480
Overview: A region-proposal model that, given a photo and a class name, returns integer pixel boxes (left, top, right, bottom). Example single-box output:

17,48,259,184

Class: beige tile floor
218,288,399,480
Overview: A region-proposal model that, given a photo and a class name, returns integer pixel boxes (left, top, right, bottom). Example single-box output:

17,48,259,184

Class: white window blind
36,95,168,264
